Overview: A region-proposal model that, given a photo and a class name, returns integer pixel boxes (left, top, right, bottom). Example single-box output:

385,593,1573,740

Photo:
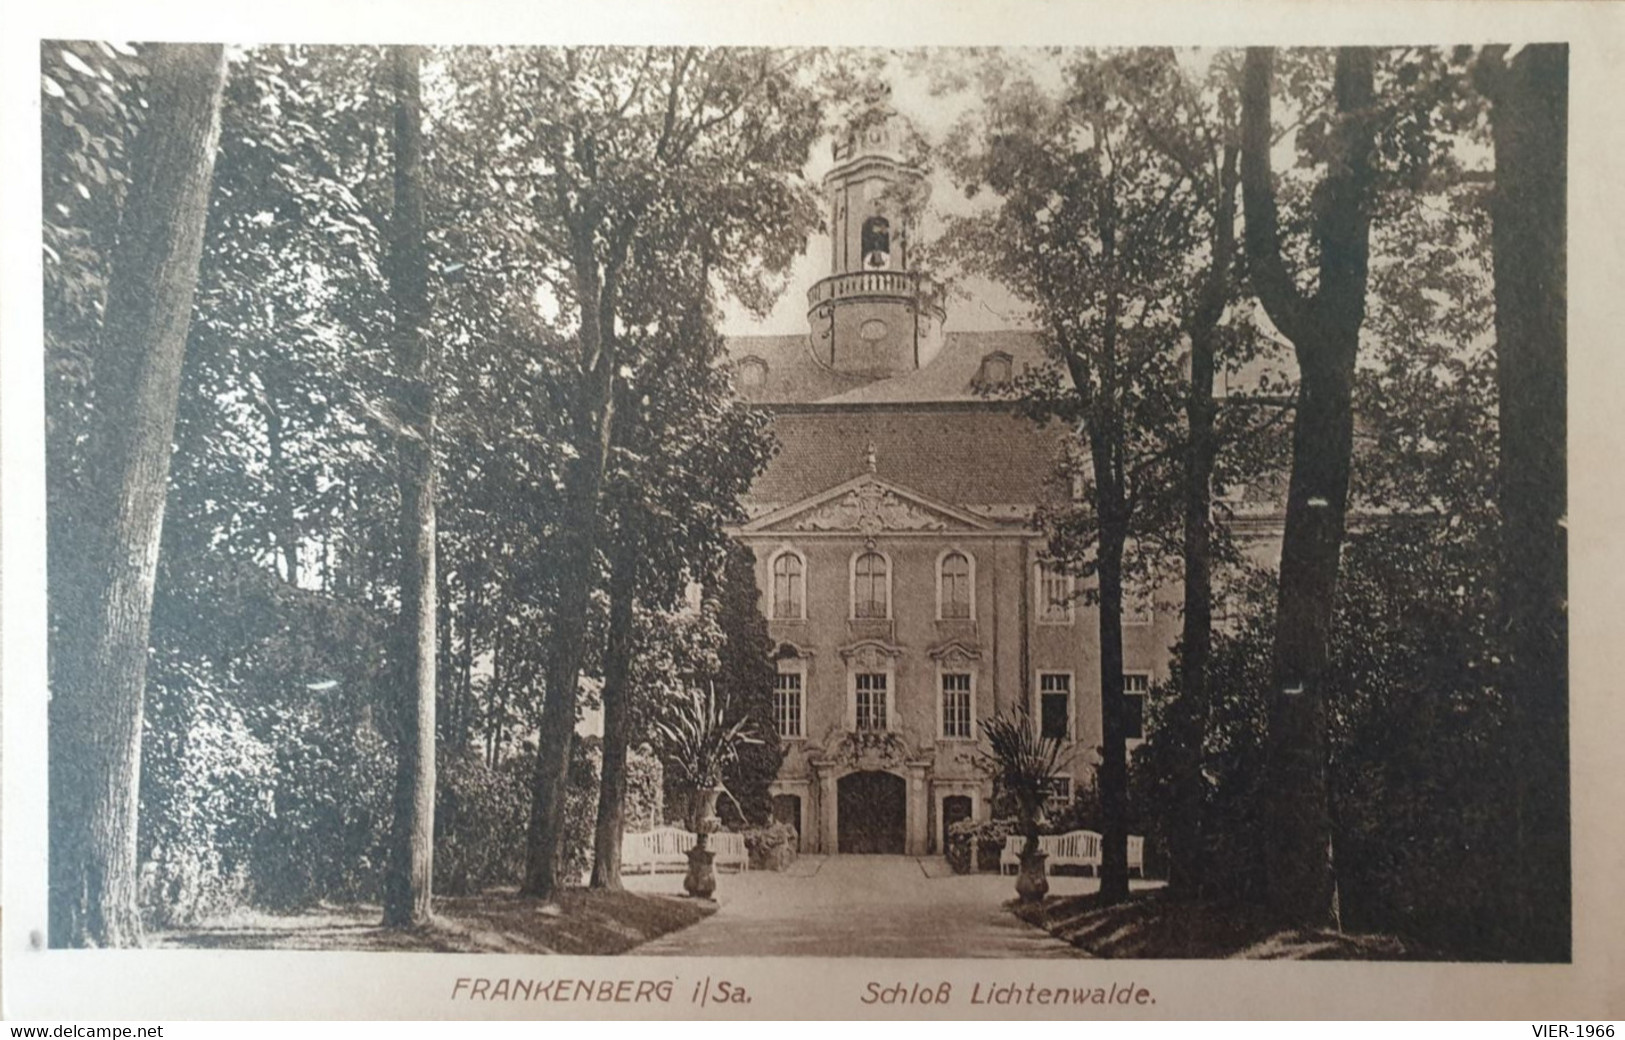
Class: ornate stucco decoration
837,639,903,672
817,723,921,773
792,481,949,541
926,640,983,670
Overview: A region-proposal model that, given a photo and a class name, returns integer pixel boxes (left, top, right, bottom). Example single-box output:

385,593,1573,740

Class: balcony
806,270,920,310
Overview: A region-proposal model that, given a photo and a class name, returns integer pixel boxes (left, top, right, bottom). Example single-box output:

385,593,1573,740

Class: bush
946,818,1014,874
138,655,273,928
742,821,798,870
248,711,395,912
435,750,531,895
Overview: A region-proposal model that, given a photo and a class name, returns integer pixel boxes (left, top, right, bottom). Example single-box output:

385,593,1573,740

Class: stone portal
836,770,906,854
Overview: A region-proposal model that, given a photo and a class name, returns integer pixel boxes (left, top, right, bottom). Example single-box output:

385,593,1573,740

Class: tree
711,542,782,828
1239,47,1377,926
380,44,438,928
48,43,228,947
482,47,823,902
941,50,1212,903
1170,136,1240,899
1476,43,1569,962
589,304,776,888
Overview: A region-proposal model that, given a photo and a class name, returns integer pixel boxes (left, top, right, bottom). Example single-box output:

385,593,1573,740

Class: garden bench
998,829,1144,877
621,825,748,874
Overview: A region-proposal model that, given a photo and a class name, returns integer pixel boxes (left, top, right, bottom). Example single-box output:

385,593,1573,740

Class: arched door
837,771,906,854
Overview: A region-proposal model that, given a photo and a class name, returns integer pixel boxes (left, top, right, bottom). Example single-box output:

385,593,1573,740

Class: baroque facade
723,106,1182,856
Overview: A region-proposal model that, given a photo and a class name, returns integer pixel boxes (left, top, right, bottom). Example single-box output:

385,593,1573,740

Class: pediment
740,474,996,536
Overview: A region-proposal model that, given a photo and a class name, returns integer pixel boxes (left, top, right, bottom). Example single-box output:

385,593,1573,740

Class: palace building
723,105,1183,856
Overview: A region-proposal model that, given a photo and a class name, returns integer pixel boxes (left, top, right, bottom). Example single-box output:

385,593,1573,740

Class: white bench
621,826,748,874
999,830,1144,877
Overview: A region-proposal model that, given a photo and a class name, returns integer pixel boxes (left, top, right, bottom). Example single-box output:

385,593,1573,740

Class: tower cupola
806,87,945,378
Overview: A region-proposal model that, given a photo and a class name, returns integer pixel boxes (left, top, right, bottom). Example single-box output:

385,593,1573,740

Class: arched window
939,551,972,619
861,216,891,268
738,356,768,388
852,551,889,619
770,551,805,620
978,351,1012,386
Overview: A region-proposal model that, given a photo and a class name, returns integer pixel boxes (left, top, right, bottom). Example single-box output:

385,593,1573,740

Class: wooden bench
999,830,1144,877
622,826,748,874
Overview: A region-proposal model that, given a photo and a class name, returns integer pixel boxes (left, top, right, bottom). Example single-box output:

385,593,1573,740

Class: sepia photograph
8,0,1623,1021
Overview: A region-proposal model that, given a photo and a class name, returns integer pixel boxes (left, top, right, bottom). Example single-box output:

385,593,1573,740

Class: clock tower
806,91,946,378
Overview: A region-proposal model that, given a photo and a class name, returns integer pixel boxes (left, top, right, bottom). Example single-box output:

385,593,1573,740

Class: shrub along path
152,888,715,954
1013,890,1438,960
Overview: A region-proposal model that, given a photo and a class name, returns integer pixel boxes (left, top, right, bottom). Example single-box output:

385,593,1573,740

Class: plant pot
1015,850,1049,903
689,784,724,839
684,846,717,899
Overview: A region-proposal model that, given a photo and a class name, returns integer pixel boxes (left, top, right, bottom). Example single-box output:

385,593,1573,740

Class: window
1044,776,1074,811
855,672,889,732
978,352,1012,385
738,356,768,388
861,216,891,267
941,672,972,739
774,668,804,739
770,551,805,620
1123,672,1150,741
939,551,972,619
1039,672,1072,741
1038,563,1074,624
852,551,889,619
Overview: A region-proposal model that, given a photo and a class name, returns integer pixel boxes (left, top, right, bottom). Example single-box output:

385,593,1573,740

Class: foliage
434,750,531,896
712,545,782,827
976,709,1069,845
650,682,762,828
741,822,799,871
945,818,1016,874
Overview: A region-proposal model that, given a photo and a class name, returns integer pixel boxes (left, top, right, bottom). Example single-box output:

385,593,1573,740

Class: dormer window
862,216,891,269
738,356,768,388
978,351,1013,386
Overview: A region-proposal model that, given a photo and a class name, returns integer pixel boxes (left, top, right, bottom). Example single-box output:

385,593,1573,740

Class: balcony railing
806,270,919,309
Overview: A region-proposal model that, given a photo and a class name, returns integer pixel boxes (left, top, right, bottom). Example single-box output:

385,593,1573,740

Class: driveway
626,855,1149,958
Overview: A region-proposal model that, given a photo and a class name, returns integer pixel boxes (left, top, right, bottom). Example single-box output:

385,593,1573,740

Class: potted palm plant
651,681,761,899
979,707,1069,902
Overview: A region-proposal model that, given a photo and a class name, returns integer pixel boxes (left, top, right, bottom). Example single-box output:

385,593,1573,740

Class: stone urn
1015,848,1049,903
684,784,724,900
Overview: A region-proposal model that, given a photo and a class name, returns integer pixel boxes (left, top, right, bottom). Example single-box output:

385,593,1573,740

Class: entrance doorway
940,795,973,854
772,794,803,850
837,771,906,854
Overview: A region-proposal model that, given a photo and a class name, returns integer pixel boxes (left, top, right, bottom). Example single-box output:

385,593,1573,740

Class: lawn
152,887,716,954
1012,889,1438,960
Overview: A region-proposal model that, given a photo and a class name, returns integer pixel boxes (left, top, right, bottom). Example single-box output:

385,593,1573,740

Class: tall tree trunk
1170,144,1238,898
1240,47,1375,927
521,229,624,901
1480,43,1569,961
590,545,639,890
1094,506,1131,902
48,43,227,948
381,43,436,929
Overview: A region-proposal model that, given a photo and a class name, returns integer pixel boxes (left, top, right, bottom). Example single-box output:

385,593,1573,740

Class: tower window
862,216,891,269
